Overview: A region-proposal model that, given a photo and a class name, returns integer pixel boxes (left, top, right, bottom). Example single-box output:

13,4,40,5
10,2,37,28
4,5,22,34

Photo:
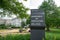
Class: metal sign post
30,9,45,40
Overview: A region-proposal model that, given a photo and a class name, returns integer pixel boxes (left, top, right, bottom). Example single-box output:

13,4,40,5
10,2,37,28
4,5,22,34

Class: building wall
0,18,21,27
0,19,5,24
10,18,21,27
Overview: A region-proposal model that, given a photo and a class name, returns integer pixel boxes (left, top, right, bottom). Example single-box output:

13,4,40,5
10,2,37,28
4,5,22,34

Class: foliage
26,16,30,25
21,21,26,28
0,24,7,29
0,0,29,29
0,0,29,19
39,0,60,31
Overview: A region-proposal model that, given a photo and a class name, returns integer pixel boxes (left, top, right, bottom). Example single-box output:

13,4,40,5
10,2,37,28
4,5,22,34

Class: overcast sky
19,0,60,14
19,0,60,9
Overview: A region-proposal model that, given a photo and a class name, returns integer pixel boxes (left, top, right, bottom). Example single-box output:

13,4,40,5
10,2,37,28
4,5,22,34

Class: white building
0,18,5,24
0,17,22,27
10,18,21,27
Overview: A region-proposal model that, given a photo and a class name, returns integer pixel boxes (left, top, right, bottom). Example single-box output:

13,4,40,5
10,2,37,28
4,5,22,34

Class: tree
39,0,57,31
0,0,29,19
54,7,60,28
26,16,30,25
0,0,29,31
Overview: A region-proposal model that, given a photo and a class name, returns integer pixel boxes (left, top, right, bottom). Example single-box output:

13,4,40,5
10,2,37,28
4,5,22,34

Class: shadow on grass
46,30,60,34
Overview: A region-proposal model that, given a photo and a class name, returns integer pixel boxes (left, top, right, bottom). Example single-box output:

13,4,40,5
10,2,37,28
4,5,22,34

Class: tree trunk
56,26,59,28
19,29,23,33
46,26,50,31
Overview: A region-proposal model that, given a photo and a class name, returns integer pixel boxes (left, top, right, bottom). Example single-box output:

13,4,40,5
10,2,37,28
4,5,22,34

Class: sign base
31,29,45,40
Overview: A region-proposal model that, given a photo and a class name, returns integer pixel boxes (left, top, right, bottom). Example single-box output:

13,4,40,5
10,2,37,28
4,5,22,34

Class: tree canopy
0,0,29,19
39,0,60,31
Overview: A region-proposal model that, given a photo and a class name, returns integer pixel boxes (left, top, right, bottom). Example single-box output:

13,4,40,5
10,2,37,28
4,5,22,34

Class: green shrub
0,24,7,29
0,34,30,40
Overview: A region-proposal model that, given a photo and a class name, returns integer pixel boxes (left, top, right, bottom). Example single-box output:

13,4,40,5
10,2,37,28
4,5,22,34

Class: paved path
0,29,29,36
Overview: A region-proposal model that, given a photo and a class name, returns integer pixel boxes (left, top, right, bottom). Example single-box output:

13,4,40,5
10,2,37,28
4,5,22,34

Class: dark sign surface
31,9,45,27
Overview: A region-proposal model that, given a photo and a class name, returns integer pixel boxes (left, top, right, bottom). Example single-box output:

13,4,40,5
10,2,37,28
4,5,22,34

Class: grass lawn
46,28,60,40
0,28,60,40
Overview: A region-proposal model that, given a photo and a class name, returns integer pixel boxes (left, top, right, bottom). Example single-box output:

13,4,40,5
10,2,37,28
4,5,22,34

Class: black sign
31,9,45,27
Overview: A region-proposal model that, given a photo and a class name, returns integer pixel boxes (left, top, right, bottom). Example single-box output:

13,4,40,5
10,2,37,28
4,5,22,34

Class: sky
55,0,60,7
19,0,60,9
19,0,60,14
